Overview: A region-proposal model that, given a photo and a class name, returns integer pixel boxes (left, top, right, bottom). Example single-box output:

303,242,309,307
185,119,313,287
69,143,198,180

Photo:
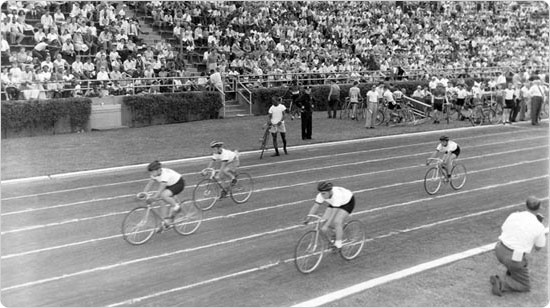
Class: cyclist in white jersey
202,141,240,198
142,160,185,223
426,135,461,178
305,182,356,249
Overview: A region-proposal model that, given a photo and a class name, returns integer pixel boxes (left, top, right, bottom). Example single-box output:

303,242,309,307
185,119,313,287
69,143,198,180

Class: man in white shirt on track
490,196,546,296
267,97,288,156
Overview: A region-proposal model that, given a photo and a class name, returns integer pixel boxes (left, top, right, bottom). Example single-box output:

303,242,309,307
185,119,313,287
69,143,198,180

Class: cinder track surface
1,124,548,307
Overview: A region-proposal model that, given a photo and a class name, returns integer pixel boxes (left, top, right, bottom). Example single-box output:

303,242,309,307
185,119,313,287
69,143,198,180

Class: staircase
223,99,252,118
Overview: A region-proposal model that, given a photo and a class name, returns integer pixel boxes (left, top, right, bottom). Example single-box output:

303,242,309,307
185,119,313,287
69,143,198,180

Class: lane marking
2,124,545,185
3,170,547,259
107,202,549,307
2,132,544,201
1,152,546,235
2,177,547,292
2,142,547,217
292,232,550,307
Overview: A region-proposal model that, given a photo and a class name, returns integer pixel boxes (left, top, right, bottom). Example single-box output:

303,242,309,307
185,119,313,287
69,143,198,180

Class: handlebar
426,157,444,165
201,167,218,179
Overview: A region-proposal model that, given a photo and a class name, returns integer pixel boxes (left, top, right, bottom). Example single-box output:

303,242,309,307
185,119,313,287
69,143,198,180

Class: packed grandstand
1,1,549,100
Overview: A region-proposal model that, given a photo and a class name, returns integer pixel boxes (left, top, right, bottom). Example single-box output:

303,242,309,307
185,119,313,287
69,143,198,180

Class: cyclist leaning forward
202,141,240,198
432,83,447,124
142,160,185,225
305,182,355,249
426,135,461,179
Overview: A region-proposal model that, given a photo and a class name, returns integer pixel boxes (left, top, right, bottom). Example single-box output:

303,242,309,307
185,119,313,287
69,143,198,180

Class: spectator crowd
1,0,548,100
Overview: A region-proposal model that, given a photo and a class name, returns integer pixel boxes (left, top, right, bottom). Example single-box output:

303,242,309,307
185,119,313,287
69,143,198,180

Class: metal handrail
236,81,253,115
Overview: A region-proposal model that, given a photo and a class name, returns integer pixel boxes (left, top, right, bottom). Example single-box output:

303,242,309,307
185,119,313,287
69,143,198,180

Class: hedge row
1,98,92,138
122,91,223,127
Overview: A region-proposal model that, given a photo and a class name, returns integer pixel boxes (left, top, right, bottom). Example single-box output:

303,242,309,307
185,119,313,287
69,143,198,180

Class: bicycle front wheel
424,167,443,195
340,220,365,260
121,206,158,245
230,172,254,204
173,202,203,235
450,164,467,190
193,179,221,211
483,109,496,124
295,230,325,274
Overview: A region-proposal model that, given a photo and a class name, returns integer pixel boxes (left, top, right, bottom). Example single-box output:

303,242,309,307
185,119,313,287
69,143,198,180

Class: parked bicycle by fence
259,123,272,159
294,214,365,274
340,97,365,120
461,98,496,126
193,168,254,210
424,158,467,195
376,101,417,126
121,192,202,245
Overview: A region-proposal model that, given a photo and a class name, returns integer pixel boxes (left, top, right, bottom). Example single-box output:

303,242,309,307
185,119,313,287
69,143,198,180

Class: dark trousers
531,96,543,125
301,112,312,139
495,242,530,292
328,97,339,118
510,100,520,122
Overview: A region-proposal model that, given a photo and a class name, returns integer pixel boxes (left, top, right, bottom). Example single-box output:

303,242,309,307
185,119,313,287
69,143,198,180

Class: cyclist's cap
147,160,161,171
317,181,333,192
439,135,449,141
210,141,224,148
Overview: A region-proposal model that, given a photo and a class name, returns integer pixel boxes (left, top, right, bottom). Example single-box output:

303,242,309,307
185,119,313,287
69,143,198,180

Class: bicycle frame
259,123,271,159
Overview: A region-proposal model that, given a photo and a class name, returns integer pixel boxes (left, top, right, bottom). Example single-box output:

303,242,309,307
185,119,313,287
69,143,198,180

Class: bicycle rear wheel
295,230,325,274
424,167,443,195
450,164,467,190
375,110,385,126
121,206,158,245
173,202,202,235
230,172,254,204
340,220,365,260
193,179,221,211
483,109,496,124
541,102,549,119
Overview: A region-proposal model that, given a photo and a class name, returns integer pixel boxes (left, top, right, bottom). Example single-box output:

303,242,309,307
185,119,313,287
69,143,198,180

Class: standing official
296,86,313,140
490,197,546,296
365,84,379,129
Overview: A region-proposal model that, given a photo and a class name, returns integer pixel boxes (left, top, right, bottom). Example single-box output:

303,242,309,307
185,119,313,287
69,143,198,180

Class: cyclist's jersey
212,148,238,163
349,86,360,103
151,168,182,186
393,90,403,102
436,141,459,154
315,186,353,207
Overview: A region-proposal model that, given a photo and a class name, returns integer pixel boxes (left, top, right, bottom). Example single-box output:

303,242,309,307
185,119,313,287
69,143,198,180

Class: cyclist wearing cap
141,160,185,223
426,136,461,178
305,182,355,249
202,141,240,197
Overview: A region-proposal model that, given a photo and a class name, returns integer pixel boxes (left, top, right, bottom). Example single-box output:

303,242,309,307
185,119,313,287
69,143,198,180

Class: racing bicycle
340,97,365,120
294,214,365,274
424,157,467,195
376,101,417,126
259,123,272,159
193,167,254,210
121,192,203,245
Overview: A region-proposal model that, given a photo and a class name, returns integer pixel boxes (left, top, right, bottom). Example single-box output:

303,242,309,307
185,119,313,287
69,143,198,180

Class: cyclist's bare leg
160,189,179,219
333,209,349,248
321,208,337,235
271,133,280,155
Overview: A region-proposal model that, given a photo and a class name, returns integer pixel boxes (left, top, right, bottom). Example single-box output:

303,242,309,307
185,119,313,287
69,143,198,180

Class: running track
1,123,548,306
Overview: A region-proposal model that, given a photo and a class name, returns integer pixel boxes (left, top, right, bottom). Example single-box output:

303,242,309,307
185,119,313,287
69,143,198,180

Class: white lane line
292,232,550,308
108,201,550,307
292,243,496,307
2,142,547,217
2,176,547,292
1,151,546,235
3,168,547,260
2,125,544,185
2,131,543,201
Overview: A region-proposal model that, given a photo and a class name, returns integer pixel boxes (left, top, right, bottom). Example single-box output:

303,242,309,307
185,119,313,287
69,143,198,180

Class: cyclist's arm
307,202,322,218
427,150,440,164
142,178,155,194
152,181,167,199
203,159,215,174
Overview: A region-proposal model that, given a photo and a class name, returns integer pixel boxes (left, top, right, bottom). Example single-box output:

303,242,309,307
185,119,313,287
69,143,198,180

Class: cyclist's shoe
172,204,182,214
219,190,227,199
231,178,238,186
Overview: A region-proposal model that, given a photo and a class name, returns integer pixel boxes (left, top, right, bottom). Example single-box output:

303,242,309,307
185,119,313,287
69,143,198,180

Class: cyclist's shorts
269,122,286,133
448,146,460,157
388,102,399,110
504,99,515,109
456,98,465,106
166,177,185,196
226,158,240,171
329,195,355,214
433,99,444,111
